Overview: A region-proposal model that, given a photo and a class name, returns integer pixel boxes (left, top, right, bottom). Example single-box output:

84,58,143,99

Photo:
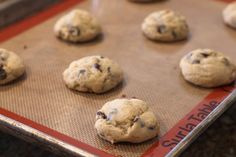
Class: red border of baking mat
0,0,234,157
217,0,235,3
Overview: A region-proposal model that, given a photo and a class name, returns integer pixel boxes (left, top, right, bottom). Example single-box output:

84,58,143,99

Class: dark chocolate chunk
94,63,102,72
201,53,210,58
0,65,7,80
157,25,166,34
192,59,200,64
121,94,126,98
148,126,156,130
68,26,80,36
96,111,107,119
79,69,86,74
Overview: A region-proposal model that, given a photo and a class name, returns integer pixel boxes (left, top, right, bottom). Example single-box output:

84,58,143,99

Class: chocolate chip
68,26,80,36
172,31,177,39
192,59,200,64
107,67,111,73
157,25,166,34
201,53,210,58
96,111,107,119
100,56,104,59
78,69,86,77
94,63,102,72
132,96,137,99
0,65,7,80
23,45,27,50
121,94,126,98
79,69,86,74
148,126,156,130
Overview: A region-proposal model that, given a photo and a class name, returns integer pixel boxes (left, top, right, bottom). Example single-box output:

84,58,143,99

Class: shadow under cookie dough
68,81,126,100
0,72,27,91
57,33,104,47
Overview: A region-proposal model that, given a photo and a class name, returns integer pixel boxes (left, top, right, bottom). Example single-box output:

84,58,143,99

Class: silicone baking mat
0,0,236,157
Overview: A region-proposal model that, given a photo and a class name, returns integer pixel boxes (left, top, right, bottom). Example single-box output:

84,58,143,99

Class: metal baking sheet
0,0,236,157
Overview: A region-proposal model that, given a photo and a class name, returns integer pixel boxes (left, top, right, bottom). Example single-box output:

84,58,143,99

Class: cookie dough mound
180,49,236,88
95,98,159,143
63,56,123,93
54,9,101,42
142,10,189,42
223,2,236,28
0,48,25,85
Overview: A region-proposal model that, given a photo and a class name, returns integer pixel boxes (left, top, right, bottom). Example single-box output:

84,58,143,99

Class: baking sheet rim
166,89,236,157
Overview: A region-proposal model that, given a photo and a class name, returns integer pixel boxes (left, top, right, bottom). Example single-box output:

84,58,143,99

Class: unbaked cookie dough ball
0,48,25,85
54,9,101,42
223,2,236,29
180,49,236,88
142,10,189,42
63,56,123,93
95,98,160,143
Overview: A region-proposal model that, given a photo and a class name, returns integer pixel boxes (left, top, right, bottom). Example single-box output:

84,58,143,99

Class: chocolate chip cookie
95,98,160,143
142,10,189,42
63,56,123,93
223,2,236,29
180,49,236,88
0,48,25,85
54,9,102,42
